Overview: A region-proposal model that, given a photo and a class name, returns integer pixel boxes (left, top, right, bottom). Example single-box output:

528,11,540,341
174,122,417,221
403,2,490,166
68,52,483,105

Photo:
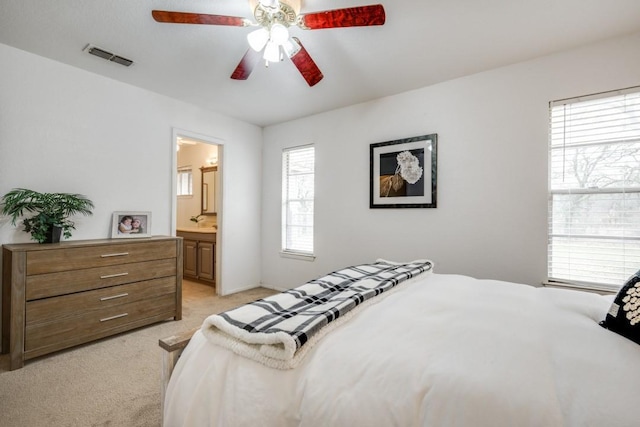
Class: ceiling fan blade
289,38,323,87
152,10,249,27
230,48,263,80
297,4,385,30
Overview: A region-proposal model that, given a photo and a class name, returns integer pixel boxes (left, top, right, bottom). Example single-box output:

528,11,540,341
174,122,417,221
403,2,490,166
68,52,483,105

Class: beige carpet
0,280,276,427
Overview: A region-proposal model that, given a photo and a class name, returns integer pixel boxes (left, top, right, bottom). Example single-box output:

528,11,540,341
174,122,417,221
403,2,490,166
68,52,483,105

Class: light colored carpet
0,280,276,427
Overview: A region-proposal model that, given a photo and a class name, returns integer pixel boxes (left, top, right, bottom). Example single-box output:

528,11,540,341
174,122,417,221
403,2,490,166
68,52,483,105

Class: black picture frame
370,134,437,209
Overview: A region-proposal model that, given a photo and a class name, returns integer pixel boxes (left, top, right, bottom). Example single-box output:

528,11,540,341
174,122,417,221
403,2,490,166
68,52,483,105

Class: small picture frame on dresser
111,211,152,238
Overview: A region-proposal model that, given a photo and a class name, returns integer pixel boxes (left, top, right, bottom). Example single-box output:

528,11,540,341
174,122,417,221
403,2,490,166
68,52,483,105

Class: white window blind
549,87,640,291
177,167,193,196
282,145,315,255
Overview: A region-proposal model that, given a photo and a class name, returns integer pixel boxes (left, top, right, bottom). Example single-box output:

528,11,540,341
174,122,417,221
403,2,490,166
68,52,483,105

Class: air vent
110,55,133,67
83,44,134,67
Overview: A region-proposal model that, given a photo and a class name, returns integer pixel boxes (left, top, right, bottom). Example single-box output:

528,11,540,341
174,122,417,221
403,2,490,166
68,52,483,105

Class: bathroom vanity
176,228,216,286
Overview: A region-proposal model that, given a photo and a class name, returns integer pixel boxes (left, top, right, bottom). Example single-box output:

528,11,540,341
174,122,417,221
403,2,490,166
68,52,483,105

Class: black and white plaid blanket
201,259,433,369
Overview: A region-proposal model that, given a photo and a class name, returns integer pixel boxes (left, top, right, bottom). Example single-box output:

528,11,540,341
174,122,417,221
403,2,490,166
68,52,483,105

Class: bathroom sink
176,226,217,234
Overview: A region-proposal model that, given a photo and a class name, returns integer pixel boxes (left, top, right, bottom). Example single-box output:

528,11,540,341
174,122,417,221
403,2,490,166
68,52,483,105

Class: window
548,87,640,291
177,167,193,196
282,145,315,256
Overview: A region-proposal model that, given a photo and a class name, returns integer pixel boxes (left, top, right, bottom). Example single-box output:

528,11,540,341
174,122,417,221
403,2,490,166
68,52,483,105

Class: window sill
542,280,617,295
280,251,315,262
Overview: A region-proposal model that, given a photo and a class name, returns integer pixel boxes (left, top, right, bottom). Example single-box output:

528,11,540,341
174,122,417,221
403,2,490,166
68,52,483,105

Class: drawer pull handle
100,313,128,322
100,272,129,279
100,293,129,301
101,252,129,258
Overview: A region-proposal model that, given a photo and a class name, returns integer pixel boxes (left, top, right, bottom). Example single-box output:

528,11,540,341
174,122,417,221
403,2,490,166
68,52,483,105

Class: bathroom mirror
201,166,217,215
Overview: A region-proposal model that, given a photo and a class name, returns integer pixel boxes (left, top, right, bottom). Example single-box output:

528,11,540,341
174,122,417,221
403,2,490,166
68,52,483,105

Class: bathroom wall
176,143,219,229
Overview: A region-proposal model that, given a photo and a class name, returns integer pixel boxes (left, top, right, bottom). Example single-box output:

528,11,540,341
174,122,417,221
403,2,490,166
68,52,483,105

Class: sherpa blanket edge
201,259,433,369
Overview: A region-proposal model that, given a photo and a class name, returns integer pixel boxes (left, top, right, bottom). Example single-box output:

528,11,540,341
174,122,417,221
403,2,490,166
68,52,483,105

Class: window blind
177,167,193,196
548,87,640,290
282,145,315,255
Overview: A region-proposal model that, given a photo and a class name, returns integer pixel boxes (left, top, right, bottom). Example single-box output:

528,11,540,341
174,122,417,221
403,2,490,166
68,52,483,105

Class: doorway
172,129,223,295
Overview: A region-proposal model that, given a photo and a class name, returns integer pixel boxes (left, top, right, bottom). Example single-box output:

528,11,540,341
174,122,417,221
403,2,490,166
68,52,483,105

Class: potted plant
0,188,94,243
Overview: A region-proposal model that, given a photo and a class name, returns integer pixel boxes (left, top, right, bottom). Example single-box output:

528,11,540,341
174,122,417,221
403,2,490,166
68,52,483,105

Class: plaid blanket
201,259,433,369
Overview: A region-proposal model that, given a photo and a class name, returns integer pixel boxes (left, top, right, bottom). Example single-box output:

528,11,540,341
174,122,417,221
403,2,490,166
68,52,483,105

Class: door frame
171,127,225,295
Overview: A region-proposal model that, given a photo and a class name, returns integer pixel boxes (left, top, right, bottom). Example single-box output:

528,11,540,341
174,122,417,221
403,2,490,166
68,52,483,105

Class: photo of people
112,212,151,238
131,217,144,234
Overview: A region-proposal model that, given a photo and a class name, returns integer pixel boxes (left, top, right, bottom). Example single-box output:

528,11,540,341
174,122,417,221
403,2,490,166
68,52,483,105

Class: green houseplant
1,188,94,243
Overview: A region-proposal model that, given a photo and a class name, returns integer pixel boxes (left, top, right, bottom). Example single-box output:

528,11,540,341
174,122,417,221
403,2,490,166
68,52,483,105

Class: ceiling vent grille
83,44,133,67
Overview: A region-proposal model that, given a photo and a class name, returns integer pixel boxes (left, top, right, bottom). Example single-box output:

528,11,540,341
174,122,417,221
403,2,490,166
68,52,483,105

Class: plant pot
44,226,63,244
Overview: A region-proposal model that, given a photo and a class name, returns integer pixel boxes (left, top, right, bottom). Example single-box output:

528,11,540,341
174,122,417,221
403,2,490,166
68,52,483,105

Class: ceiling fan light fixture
282,37,301,58
251,0,300,15
258,0,279,9
270,23,289,45
264,40,281,63
247,28,269,51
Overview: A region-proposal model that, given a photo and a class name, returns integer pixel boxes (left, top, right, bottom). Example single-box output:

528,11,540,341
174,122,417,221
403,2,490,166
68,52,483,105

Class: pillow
600,270,640,345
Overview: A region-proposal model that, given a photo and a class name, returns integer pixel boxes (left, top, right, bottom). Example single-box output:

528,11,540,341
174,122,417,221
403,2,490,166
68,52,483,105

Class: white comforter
164,274,640,427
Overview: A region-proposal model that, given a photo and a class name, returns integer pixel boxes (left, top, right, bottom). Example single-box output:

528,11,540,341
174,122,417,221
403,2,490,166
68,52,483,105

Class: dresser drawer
26,240,177,275
25,293,177,354
26,276,176,325
25,258,177,300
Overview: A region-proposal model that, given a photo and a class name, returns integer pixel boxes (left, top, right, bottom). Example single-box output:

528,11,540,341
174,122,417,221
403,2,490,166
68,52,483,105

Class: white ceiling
2,0,640,127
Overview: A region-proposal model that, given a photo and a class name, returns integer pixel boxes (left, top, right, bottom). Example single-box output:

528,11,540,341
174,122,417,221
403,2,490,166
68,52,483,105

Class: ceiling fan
152,0,385,87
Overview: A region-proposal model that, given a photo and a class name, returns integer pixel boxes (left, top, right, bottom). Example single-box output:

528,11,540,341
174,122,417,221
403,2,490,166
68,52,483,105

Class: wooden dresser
1,236,183,370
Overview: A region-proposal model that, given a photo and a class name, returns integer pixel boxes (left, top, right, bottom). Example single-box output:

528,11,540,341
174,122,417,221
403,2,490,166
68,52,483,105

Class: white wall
261,32,640,289
0,43,262,298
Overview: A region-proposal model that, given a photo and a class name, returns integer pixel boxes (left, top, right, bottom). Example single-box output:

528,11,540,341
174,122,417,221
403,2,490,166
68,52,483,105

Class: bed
162,260,640,427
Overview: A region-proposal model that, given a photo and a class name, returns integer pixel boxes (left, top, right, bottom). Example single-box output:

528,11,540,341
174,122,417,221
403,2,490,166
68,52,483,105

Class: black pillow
600,270,640,345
